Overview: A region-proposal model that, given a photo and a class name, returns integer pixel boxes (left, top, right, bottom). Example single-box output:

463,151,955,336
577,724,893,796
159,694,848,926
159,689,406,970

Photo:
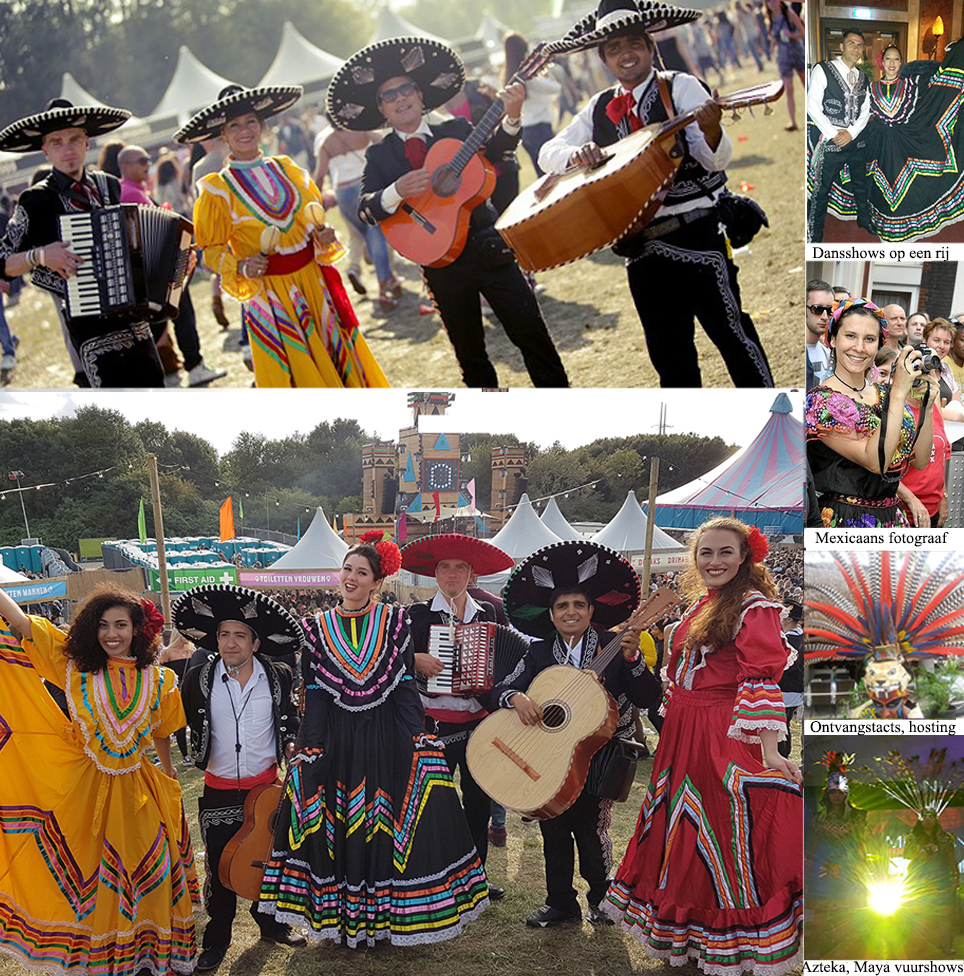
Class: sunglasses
378,82,419,104
808,304,834,316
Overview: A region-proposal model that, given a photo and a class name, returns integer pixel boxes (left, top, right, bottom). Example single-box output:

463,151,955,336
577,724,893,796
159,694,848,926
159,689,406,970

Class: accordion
426,622,530,696
58,204,193,321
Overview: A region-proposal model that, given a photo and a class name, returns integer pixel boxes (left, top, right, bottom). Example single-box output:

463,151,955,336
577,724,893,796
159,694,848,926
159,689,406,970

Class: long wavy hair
677,517,777,652
63,585,159,672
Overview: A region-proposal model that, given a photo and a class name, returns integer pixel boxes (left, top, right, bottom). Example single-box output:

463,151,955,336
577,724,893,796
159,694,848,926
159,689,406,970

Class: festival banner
0,579,68,602
149,566,238,592
239,570,341,588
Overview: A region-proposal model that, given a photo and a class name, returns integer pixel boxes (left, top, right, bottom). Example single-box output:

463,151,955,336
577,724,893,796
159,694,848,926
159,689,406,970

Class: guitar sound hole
541,702,568,729
432,166,460,198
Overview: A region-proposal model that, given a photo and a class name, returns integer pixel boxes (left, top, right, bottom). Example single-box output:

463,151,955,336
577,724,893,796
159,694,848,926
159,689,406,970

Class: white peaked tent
151,47,235,119
475,10,512,48
489,493,563,559
592,490,684,551
60,73,147,132
258,22,344,88
269,506,349,570
539,497,582,541
370,7,448,44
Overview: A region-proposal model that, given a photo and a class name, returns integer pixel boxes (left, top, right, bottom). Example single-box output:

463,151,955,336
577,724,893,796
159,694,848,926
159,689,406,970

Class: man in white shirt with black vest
806,28,871,242
539,0,774,389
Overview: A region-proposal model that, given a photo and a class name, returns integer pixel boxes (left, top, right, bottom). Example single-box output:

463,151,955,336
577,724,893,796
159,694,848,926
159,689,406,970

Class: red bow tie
404,137,428,170
606,91,643,132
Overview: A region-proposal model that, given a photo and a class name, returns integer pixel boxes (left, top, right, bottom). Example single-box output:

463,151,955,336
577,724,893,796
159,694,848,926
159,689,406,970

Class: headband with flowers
747,526,769,563
358,529,402,578
824,297,888,345
140,599,165,643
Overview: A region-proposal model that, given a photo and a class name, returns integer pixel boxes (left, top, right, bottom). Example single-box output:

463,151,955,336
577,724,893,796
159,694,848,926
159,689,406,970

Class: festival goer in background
907,310,928,344
806,278,834,387
945,320,964,390
921,318,964,421
764,0,805,130
96,138,125,178
190,137,232,330
874,343,898,382
173,585,306,971
541,0,774,388
335,37,569,388
0,99,166,386
159,628,196,765
806,28,870,242
259,532,490,945
604,518,802,972
779,600,803,757
503,32,561,176
806,298,938,527
905,810,958,956
313,121,400,311
0,584,200,975
178,84,389,388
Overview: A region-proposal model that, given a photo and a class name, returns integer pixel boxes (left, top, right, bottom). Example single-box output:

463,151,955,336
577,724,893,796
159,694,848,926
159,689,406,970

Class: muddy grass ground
2,63,804,391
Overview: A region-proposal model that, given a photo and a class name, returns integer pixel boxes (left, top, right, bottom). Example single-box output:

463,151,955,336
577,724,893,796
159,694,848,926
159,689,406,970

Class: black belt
638,206,719,242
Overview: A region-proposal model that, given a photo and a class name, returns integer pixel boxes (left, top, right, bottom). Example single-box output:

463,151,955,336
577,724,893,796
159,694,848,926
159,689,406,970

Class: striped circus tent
648,393,804,533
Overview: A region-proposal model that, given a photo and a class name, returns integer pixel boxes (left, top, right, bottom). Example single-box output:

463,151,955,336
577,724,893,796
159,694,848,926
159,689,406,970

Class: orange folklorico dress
0,616,199,976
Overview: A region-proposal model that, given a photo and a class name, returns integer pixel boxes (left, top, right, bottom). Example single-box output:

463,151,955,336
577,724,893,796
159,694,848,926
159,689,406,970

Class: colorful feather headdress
861,748,964,817
805,552,964,663
818,750,856,792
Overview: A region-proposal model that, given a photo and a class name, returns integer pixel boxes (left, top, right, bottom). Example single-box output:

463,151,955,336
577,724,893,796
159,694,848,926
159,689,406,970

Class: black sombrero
504,541,641,639
554,0,702,56
400,534,514,578
171,584,303,658
327,37,464,131
174,84,303,144
0,98,131,154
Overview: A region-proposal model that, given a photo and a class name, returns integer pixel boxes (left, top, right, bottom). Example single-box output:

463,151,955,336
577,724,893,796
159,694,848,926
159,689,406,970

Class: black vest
591,73,726,207
817,61,868,130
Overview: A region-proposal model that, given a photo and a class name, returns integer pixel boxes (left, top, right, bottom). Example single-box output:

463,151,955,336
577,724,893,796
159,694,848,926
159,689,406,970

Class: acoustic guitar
219,781,283,902
381,43,559,268
465,587,680,820
495,80,784,272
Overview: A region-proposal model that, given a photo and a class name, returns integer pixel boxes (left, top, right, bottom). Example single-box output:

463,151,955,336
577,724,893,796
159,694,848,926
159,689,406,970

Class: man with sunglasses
805,278,833,388
327,38,569,388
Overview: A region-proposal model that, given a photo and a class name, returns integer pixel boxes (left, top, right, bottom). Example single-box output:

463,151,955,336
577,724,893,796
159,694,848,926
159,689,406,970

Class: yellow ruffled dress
194,154,389,388
0,618,199,976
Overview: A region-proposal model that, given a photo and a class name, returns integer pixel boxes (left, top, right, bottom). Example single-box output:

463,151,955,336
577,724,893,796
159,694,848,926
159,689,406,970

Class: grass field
0,719,802,976
1,62,804,391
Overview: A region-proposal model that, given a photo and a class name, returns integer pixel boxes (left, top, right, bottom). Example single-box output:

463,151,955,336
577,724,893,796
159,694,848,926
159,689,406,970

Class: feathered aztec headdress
805,552,964,664
818,751,856,793
861,748,964,817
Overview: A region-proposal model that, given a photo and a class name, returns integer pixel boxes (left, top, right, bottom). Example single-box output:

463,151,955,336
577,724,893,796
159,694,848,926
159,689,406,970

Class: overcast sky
0,388,804,456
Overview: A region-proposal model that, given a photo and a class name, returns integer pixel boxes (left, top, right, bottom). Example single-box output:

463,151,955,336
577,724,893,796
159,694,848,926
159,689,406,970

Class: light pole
7,471,30,539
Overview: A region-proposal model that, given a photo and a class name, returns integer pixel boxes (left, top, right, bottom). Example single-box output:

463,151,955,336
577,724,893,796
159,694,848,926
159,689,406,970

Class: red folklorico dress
604,590,803,975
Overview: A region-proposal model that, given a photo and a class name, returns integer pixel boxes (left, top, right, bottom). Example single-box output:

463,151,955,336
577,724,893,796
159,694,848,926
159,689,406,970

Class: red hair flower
359,530,402,578
747,527,769,563
140,599,165,643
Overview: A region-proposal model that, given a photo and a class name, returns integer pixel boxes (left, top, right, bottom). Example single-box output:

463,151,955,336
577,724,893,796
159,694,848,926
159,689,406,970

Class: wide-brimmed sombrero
400,533,514,578
0,98,131,154
504,540,641,639
554,0,702,56
171,584,303,658
174,84,303,144
327,37,465,131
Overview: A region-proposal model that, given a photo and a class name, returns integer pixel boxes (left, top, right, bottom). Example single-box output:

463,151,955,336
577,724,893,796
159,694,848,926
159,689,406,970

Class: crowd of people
0,0,799,390
0,517,803,975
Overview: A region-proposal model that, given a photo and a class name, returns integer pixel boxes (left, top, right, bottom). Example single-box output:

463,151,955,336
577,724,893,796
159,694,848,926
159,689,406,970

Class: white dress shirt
538,70,732,218
207,656,277,780
806,58,871,141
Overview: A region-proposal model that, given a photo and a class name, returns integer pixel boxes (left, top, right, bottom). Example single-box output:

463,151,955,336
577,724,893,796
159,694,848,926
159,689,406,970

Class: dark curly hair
64,585,160,672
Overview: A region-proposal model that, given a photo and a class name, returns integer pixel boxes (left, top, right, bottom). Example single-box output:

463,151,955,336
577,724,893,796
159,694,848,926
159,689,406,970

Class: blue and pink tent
646,393,803,534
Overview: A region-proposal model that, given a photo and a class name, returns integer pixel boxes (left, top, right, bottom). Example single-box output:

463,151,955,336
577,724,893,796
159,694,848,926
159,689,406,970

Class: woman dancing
604,517,802,975
258,531,489,946
0,585,199,976
806,298,937,527
764,0,805,131
176,85,389,388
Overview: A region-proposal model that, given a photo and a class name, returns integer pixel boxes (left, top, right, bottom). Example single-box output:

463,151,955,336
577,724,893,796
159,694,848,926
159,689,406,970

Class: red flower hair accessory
140,599,165,643
359,529,402,578
747,527,769,563
874,50,883,69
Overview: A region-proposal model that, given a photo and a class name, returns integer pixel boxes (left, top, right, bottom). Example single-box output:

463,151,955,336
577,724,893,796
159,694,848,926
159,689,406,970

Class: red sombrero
400,534,513,578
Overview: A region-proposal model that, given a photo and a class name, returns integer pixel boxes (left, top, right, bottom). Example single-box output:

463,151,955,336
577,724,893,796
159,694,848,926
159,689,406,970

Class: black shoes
259,925,307,947
525,904,582,927
586,904,614,927
487,884,505,901
195,945,228,971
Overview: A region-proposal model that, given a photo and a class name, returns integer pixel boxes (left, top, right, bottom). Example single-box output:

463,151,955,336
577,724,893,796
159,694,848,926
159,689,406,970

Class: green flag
138,498,147,543
239,496,244,520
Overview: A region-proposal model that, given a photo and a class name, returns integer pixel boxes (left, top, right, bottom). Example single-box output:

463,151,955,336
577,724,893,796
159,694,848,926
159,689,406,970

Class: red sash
204,763,279,791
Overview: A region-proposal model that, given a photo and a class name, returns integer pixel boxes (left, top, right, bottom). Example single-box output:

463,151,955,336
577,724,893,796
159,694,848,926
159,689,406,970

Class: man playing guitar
174,585,306,970
540,0,774,389
327,37,569,388
495,542,660,928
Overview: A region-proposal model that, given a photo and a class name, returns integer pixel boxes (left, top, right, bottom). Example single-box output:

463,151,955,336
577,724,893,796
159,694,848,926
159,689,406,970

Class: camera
913,343,942,373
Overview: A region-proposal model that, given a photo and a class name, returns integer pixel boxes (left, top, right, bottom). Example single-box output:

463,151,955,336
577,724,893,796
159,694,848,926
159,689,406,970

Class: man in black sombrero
540,0,774,390
0,99,166,387
174,585,306,969
401,533,515,897
328,38,569,389
494,541,659,928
